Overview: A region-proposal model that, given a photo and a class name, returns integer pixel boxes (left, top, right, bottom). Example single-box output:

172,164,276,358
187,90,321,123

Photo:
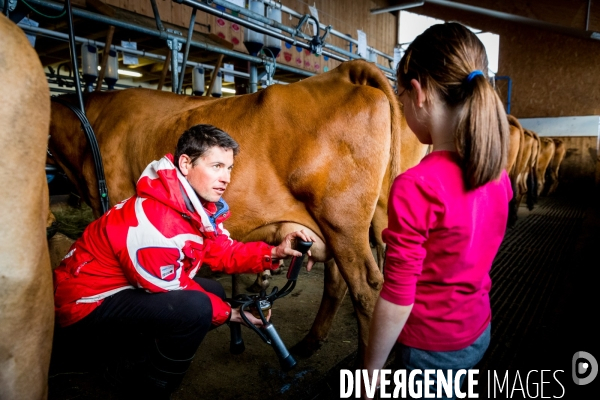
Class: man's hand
271,229,317,271
229,307,271,327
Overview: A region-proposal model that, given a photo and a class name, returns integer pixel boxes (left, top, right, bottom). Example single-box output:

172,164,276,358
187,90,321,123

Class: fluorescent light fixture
371,1,425,15
221,87,236,94
96,66,142,77
117,69,143,77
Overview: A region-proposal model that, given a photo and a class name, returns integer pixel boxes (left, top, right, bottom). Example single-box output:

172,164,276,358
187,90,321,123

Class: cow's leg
548,169,559,195
297,235,382,364
332,238,382,364
370,202,388,271
231,275,242,297
291,259,348,357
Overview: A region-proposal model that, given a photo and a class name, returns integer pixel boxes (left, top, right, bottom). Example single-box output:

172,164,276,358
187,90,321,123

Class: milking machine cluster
227,240,313,372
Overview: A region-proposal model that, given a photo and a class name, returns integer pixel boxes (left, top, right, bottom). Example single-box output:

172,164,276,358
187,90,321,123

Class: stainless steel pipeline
258,0,394,61
27,0,314,78
182,0,395,74
21,24,290,85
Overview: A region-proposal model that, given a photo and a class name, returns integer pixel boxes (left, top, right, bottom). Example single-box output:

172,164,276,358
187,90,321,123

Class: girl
364,22,512,399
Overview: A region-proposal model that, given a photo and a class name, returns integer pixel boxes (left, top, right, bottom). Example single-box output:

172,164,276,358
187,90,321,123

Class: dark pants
59,277,225,363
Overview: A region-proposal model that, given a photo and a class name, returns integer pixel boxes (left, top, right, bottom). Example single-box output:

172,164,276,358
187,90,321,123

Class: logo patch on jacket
160,265,175,279
136,247,180,282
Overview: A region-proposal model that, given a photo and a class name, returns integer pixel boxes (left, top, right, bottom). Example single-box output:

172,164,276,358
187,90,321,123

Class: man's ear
410,78,427,108
179,154,192,176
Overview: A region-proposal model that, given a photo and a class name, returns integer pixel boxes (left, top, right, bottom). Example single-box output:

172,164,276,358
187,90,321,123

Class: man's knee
194,277,226,300
186,291,213,320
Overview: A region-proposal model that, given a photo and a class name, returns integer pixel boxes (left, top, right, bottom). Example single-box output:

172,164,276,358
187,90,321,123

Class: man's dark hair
174,124,240,168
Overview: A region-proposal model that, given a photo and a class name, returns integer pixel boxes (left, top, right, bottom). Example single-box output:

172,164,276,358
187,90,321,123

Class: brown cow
510,128,537,215
506,115,525,225
535,137,556,197
0,15,54,399
506,115,524,175
546,138,566,195
47,60,426,361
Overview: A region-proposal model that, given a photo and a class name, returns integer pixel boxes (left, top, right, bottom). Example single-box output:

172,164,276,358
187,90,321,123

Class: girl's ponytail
455,73,509,190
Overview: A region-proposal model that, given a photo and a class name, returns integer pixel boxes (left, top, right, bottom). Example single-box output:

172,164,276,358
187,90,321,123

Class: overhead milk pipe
259,0,394,61
21,24,289,85
178,0,394,75
176,0,346,62
28,0,315,78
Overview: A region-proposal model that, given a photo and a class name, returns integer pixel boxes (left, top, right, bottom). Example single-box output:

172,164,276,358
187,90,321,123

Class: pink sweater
381,151,512,351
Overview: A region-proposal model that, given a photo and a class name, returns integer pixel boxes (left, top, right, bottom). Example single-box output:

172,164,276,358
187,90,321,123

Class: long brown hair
397,22,509,190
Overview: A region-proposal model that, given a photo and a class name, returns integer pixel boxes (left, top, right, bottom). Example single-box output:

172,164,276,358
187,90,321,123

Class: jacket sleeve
380,174,444,306
201,233,278,274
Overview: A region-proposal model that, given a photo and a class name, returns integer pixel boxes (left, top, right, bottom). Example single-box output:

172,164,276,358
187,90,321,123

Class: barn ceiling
371,0,600,35
13,0,314,93
10,0,600,92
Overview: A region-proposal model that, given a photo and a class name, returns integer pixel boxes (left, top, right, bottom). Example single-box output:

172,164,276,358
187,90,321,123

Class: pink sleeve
380,174,444,306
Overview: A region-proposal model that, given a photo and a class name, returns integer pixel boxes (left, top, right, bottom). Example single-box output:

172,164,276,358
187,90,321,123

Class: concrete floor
47,185,600,399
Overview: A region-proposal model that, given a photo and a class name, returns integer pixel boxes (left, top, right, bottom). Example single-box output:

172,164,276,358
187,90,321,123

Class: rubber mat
479,194,587,370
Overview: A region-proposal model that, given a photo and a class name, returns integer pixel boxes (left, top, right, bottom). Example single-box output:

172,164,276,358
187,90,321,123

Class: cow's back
0,15,54,399
63,61,421,240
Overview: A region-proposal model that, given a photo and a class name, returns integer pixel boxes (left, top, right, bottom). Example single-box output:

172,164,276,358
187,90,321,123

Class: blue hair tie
466,70,484,82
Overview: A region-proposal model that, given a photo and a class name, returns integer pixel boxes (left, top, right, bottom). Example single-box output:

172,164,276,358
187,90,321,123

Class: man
53,124,315,398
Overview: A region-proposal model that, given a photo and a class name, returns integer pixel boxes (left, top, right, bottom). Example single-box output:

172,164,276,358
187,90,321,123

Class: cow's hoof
47,221,58,239
290,338,322,359
246,279,269,293
270,265,283,275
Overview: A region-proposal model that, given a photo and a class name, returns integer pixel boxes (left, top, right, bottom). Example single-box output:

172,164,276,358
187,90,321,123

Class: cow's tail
342,60,402,183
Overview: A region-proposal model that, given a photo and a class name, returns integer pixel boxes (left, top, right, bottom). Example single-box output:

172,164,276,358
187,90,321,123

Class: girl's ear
410,78,427,109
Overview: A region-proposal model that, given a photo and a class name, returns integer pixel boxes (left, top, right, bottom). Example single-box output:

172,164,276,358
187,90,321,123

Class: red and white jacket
54,154,277,327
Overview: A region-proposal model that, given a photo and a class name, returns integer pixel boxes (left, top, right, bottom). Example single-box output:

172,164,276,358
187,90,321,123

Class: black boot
138,340,194,400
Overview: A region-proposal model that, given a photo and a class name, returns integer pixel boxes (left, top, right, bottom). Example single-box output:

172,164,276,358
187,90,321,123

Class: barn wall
403,0,600,118
100,0,398,72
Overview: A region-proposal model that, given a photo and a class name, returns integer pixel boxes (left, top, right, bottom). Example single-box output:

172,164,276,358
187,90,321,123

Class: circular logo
217,18,225,27
231,23,240,31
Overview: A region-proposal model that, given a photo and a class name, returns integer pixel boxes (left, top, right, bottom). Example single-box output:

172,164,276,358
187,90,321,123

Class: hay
50,202,95,240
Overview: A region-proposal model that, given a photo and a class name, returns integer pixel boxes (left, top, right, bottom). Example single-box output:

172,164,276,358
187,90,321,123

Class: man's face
179,146,234,203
